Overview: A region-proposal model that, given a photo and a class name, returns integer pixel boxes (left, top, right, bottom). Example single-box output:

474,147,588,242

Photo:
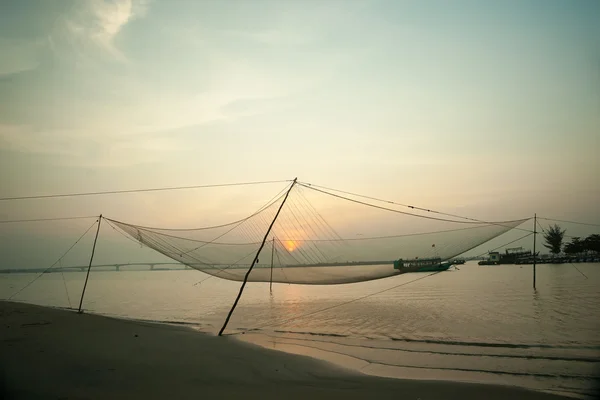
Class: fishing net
108,182,528,284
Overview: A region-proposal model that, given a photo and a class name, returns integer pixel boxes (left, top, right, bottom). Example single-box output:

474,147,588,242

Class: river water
1,262,599,398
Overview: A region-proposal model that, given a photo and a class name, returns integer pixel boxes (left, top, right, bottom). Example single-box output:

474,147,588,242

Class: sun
283,240,297,252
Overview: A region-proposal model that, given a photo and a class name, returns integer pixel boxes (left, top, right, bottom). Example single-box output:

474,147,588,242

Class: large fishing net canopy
108,182,527,285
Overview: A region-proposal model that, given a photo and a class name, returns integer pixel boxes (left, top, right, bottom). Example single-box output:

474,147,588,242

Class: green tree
563,237,584,255
583,234,600,253
543,224,565,255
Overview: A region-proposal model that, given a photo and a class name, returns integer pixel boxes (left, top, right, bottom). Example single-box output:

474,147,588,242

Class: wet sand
1,301,571,399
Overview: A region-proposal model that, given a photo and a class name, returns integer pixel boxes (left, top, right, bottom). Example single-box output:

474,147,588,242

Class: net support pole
219,179,297,336
533,214,537,290
78,215,102,313
270,237,275,294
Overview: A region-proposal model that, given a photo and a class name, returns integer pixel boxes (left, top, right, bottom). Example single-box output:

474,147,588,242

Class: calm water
2,262,599,398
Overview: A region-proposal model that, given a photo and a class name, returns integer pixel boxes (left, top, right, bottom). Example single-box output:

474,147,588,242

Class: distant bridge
0,263,193,274
0,259,445,274
60,262,192,272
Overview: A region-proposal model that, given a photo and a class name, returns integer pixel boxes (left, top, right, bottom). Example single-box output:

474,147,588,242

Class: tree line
542,224,600,255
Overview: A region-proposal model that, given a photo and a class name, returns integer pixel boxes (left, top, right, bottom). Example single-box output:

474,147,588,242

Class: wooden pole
219,179,297,336
270,237,275,294
78,215,102,313
533,214,537,290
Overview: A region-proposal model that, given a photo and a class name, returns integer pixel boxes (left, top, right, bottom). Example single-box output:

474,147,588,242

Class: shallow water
2,262,599,398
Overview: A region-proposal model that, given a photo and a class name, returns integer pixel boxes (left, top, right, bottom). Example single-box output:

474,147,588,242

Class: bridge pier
150,264,155,270
115,265,120,272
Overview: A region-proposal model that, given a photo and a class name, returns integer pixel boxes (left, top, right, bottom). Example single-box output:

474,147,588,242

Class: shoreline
237,332,598,399
0,300,578,399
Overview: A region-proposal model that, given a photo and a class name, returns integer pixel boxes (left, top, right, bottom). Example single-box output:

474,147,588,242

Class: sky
0,0,599,268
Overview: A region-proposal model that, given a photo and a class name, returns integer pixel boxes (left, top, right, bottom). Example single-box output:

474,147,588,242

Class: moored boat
393,257,453,272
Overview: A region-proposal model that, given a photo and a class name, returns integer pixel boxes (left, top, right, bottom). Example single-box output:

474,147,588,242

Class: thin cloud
0,38,44,76
64,0,149,61
0,123,184,168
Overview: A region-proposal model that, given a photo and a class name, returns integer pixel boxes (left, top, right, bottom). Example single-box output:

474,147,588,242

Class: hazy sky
1,0,599,230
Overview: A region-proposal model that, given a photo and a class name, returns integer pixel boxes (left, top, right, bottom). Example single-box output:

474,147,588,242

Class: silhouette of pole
219,179,297,336
270,237,275,294
78,215,102,313
533,214,537,290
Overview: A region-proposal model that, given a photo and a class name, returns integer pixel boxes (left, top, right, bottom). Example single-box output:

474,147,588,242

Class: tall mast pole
219,179,297,336
78,215,102,313
533,214,537,290
270,237,275,294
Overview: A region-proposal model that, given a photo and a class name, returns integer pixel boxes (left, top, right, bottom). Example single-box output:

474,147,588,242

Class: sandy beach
0,301,577,399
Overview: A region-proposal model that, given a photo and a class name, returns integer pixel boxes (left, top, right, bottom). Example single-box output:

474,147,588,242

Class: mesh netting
108,183,528,284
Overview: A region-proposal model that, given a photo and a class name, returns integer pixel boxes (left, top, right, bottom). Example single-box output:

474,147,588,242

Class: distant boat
478,247,537,266
393,257,453,273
